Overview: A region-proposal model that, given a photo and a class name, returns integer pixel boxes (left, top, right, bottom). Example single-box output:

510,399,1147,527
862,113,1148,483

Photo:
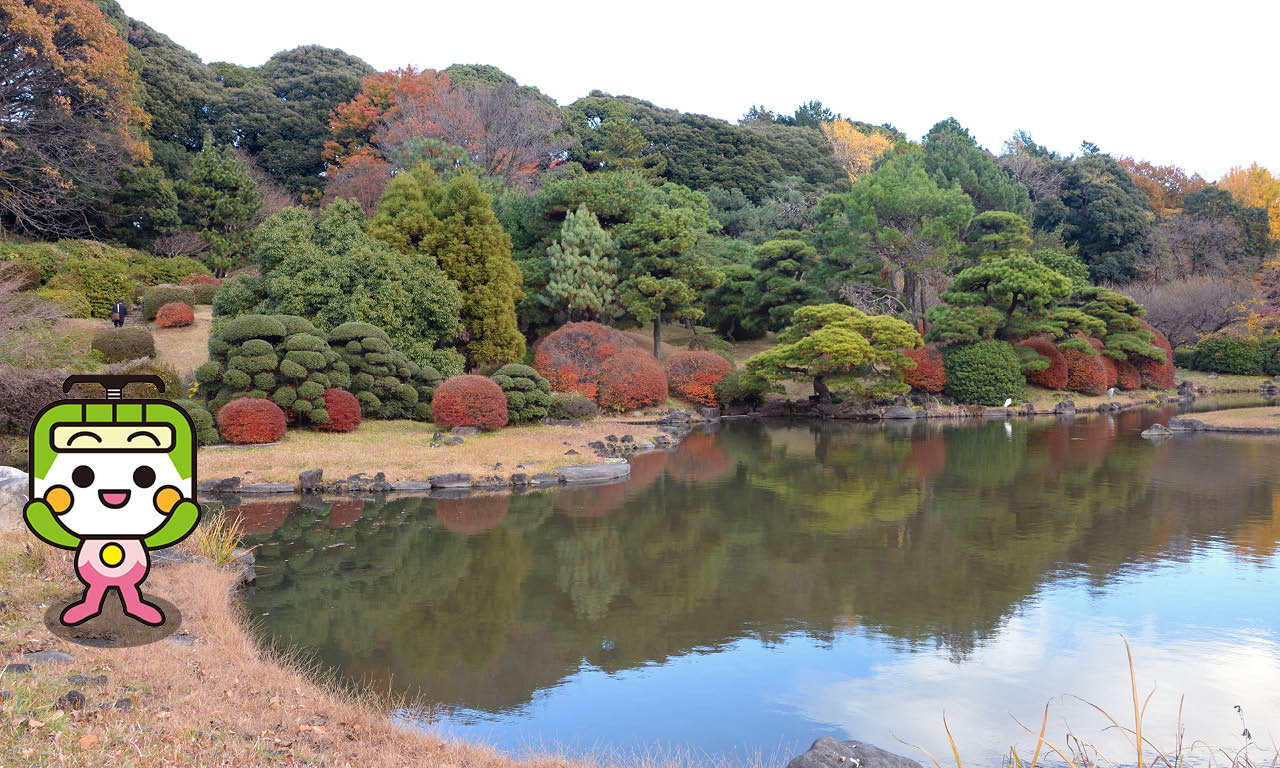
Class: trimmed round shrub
664,350,731,407
328,322,441,421
216,398,287,445
1134,319,1175,389
597,347,668,412
156,301,194,328
36,287,90,318
0,260,41,291
490,364,552,423
685,334,735,364
1190,333,1262,375
533,322,632,400
713,369,769,410
189,283,218,304
175,399,219,446
1115,359,1142,391
548,392,600,420
312,388,361,432
211,274,264,319
179,273,221,288
431,375,509,431
1017,337,1068,390
119,360,181,400
942,341,1025,406
1063,347,1108,396
902,346,946,394
91,326,155,363
141,284,196,320
198,314,339,424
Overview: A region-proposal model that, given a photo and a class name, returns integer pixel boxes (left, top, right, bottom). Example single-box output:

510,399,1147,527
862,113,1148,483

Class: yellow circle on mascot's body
101,544,124,567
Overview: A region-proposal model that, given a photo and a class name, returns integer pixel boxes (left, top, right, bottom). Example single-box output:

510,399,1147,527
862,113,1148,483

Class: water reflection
227,407,1280,763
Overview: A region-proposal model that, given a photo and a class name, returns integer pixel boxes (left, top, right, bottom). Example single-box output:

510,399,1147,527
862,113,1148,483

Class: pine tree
177,135,261,276
752,237,825,331
435,174,526,368
546,205,619,322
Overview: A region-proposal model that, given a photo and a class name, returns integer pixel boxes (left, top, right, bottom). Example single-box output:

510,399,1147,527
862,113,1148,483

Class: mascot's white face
35,423,192,537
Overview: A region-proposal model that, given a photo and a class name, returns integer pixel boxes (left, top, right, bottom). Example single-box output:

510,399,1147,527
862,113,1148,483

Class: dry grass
197,419,667,484
0,528,593,768
1191,406,1280,431
181,509,246,564
151,305,213,378
1176,368,1273,392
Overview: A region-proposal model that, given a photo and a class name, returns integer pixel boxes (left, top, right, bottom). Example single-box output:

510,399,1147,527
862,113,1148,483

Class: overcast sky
117,0,1277,180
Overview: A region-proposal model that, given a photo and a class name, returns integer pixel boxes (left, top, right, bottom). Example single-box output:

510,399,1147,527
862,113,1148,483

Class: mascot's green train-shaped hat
28,375,196,485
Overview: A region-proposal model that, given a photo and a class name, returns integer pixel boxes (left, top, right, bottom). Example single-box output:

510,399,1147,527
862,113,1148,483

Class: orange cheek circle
154,486,182,514
46,486,72,514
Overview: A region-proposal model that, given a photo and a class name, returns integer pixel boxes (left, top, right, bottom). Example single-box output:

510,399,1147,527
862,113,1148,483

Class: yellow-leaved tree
820,121,894,183
1219,162,1280,241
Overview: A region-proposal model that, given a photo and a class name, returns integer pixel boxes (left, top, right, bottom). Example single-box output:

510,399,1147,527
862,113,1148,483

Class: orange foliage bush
437,494,510,534
533,322,631,400
1084,336,1119,389
155,301,194,328
664,350,731,407
597,347,668,412
1133,319,1176,389
430,375,508,430
179,273,220,287
216,397,287,445
1017,337,1067,389
902,346,945,393
313,388,361,432
1115,359,1142,390
1063,346,1108,396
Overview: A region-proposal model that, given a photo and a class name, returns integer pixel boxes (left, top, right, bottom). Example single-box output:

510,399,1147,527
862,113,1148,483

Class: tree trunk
813,374,833,403
652,317,662,359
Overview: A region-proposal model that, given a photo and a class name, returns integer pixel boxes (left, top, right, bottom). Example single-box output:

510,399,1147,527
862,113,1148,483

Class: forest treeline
3,0,1279,369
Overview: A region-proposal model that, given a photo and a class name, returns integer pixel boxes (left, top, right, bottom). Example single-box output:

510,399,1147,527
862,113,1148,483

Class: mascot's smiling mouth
99,490,131,508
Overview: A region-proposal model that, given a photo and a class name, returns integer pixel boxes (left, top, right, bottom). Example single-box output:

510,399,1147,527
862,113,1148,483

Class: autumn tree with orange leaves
1118,157,1207,216
820,120,894,183
0,0,151,235
1220,163,1280,242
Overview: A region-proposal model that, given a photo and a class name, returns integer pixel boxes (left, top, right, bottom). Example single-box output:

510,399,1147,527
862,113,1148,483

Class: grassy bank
0,526,584,768
1188,406,1280,431
198,418,669,484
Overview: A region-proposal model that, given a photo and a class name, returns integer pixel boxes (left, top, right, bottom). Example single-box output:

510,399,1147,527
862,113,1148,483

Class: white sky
117,0,1278,181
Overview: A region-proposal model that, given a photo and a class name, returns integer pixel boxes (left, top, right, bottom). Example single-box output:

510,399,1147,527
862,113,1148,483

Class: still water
227,405,1280,765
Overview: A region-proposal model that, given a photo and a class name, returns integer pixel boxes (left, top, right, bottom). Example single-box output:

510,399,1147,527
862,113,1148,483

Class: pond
225,406,1280,766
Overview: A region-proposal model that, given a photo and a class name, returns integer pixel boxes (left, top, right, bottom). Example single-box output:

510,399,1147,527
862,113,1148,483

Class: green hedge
328,321,440,421
943,340,1025,406
196,313,341,422
713,368,769,409
48,257,134,318
1190,334,1272,376
547,392,599,420
175,399,220,446
141,285,196,321
36,288,91,318
490,364,552,423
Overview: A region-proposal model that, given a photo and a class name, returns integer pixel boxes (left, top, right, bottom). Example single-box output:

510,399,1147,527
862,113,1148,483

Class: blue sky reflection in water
232,407,1280,765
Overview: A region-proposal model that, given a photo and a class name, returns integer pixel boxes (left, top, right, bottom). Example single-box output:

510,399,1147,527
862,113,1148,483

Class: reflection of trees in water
436,494,509,534
225,501,292,535
239,414,1280,712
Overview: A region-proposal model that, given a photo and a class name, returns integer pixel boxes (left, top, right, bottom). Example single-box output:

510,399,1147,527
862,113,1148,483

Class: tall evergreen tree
177,136,261,275
546,205,620,322
752,237,825,331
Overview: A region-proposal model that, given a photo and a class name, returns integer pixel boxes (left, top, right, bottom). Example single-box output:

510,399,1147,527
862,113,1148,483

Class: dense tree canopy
923,118,1032,219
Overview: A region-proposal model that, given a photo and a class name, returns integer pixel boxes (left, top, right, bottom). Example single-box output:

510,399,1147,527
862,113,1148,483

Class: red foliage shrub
313,388,361,432
216,397,287,445
533,322,631,399
155,301,194,328
1133,318,1176,389
902,346,946,393
431,375,508,430
179,273,220,287
597,347,668,412
1063,347,1108,396
664,350,731,407
437,495,510,533
1083,336,1119,389
1017,337,1067,389
1115,359,1142,391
